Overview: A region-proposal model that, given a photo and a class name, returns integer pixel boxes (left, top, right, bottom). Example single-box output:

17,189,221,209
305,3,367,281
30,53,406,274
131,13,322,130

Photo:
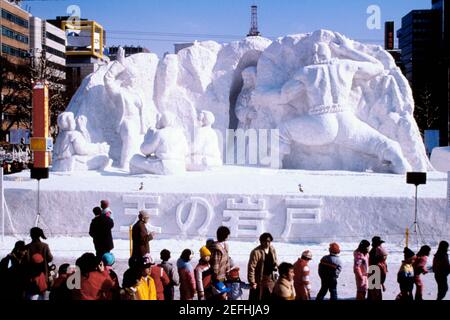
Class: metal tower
247,5,261,37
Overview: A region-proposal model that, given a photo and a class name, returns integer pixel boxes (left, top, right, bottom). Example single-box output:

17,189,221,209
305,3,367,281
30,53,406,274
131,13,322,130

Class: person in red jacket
73,253,114,300
413,245,431,301
293,250,312,300
177,249,196,300
150,259,170,300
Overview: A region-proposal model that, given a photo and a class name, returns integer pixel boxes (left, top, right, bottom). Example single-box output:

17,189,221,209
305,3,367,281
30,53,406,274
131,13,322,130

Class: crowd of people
0,200,449,301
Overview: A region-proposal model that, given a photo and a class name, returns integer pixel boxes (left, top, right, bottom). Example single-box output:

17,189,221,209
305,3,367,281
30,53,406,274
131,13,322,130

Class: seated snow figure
129,112,189,175
256,34,412,174
188,110,223,171
52,112,110,172
235,67,258,130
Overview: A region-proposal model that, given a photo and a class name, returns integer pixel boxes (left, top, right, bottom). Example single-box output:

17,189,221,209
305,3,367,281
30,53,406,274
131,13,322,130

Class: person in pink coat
354,240,370,300
413,245,431,301
177,249,196,300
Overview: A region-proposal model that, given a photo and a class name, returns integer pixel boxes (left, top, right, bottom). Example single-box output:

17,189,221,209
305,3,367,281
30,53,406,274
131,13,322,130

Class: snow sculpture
54,46,159,170
188,110,223,171
251,30,431,173
56,30,432,174
104,47,154,169
235,66,258,129
129,112,189,175
52,112,110,172
430,147,450,172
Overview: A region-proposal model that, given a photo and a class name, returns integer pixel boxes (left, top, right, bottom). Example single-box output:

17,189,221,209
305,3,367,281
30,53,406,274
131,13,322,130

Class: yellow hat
199,246,211,258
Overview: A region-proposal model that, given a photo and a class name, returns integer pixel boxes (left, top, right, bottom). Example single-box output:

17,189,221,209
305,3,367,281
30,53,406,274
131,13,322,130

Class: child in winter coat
177,249,196,300
294,250,313,300
316,243,343,301
272,263,296,300
49,263,75,301
150,261,171,300
195,246,213,300
134,255,157,301
225,266,250,300
102,253,121,300
120,268,140,300
413,245,431,301
73,253,114,300
432,241,450,300
353,240,370,300
368,236,388,300
25,253,48,300
100,200,113,219
159,249,179,301
396,247,416,301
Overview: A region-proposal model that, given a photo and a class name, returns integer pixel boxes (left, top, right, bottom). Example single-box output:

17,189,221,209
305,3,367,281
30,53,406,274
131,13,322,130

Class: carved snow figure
52,112,110,172
104,47,151,169
235,67,258,130
129,112,189,175
255,33,413,174
188,110,223,171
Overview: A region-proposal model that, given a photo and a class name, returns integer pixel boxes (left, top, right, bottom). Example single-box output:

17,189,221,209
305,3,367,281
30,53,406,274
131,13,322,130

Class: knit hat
102,253,115,266
227,266,240,280
199,246,211,258
301,250,313,260
31,253,44,264
329,242,341,254
404,247,415,260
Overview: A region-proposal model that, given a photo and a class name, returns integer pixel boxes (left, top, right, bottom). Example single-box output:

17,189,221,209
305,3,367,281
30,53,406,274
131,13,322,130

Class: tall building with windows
0,0,30,65
29,16,66,85
398,0,449,145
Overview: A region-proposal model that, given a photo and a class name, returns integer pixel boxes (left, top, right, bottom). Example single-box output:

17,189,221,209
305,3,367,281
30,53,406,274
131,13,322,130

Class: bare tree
30,50,69,139
1,52,69,142
414,86,440,133
0,56,32,141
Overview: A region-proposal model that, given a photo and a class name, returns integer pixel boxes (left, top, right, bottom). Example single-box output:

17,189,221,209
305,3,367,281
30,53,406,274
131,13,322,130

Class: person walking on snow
195,246,213,300
294,250,313,300
354,240,370,300
413,245,431,301
207,226,231,283
177,249,196,300
316,243,343,301
158,249,179,301
368,236,388,300
396,247,416,301
247,233,279,301
272,262,296,300
433,241,450,300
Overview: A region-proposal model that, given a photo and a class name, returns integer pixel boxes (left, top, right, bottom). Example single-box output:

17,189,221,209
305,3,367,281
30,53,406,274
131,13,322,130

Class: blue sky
24,0,431,57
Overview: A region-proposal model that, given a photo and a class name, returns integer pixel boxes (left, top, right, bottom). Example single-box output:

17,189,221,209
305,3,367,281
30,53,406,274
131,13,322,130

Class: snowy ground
1,236,448,300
